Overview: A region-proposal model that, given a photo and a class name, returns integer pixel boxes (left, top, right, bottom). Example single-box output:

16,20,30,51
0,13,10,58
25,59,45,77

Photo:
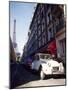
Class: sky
10,1,37,55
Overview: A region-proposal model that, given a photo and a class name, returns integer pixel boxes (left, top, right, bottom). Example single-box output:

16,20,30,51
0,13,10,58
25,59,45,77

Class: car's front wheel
40,70,45,80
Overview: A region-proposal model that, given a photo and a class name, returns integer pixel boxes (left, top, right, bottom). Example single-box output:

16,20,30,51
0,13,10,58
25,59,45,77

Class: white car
31,53,64,79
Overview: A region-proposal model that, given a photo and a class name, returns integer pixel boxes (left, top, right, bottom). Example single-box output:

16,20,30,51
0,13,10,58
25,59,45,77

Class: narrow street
9,2,66,89
16,78,65,88
10,63,39,88
10,63,66,89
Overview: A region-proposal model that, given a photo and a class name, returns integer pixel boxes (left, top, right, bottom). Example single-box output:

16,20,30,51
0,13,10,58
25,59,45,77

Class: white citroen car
31,53,64,79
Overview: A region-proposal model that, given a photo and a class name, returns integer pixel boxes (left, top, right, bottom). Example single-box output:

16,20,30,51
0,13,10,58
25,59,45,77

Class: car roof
35,53,51,56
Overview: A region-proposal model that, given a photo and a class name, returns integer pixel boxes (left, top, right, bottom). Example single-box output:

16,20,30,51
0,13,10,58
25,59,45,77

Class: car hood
47,59,59,66
40,59,59,66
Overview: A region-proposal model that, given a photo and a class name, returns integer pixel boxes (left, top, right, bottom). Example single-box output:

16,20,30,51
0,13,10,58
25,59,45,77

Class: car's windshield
35,54,52,60
39,54,52,60
41,60,46,63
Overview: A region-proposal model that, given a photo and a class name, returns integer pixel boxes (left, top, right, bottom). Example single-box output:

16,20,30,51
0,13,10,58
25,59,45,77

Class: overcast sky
10,1,36,55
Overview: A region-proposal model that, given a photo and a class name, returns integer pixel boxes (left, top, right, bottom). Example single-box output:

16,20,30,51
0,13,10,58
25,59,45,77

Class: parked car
23,58,32,69
31,53,64,79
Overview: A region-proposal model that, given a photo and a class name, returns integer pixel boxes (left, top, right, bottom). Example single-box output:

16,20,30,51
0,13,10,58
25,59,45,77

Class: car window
45,55,52,59
35,55,39,60
40,55,45,59
41,61,46,63
35,54,52,61
40,54,52,60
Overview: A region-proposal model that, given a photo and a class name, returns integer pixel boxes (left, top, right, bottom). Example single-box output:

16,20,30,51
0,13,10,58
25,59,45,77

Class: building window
35,34,37,40
53,22,56,34
55,19,59,32
42,18,45,32
38,26,41,36
34,18,36,23
48,27,54,41
42,32,46,45
41,4,44,12
44,33,46,44
37,11,40,24
41,11,44,19
42,36,45,45
35,30,37,40
47,14,49,25
35,41,37,50
38,30,41,36
37,15,40,24
51,27,54,38
39,37,41,48
59,38,65,57
47,11,52,25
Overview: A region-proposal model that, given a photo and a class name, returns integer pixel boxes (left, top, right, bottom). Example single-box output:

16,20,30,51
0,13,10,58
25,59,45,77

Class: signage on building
47,40,57,55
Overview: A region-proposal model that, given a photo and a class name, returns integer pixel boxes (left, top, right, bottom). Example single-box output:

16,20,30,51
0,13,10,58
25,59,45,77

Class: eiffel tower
13,19,17,53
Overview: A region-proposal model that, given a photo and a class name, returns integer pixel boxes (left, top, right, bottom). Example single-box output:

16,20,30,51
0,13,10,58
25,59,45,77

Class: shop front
47,40,57,57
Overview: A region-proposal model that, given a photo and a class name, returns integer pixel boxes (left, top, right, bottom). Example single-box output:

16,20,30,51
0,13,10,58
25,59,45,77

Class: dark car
23,58,32,70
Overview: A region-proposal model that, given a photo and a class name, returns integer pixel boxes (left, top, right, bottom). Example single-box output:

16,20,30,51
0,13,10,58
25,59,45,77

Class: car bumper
45,71,65,78
52,71,64,75
44,70,64,75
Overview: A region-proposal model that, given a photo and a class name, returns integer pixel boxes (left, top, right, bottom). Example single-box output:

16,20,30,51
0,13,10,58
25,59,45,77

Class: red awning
47,40,57,55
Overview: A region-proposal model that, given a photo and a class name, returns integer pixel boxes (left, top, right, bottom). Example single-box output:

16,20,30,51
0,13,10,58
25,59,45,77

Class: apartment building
53,5,66,64
22,3,66,63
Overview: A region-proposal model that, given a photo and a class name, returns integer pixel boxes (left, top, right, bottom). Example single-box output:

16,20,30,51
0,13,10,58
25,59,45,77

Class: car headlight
59,62,64,72
48,63,51,67
60,62,63,67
